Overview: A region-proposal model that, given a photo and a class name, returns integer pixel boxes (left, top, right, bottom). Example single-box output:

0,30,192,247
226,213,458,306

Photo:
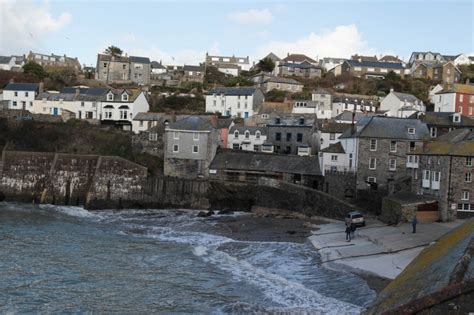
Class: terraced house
96,54,151,85
342,59,406,79
205,87,264,118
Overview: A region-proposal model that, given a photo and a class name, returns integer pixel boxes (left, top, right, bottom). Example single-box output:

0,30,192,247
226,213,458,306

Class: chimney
351,110,356,134
75,87,80,96
287,52,289,57
39,82,44,94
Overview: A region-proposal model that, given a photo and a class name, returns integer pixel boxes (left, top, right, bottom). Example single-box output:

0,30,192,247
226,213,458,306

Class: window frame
369,139,377,151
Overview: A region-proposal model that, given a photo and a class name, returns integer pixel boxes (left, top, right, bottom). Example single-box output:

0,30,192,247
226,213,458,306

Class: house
333,110,378,124
205,87,264,118
266,115,319,156
261,52,281,76
277,61,322,79
96,54,151,85
408,51,445,66
27,51,81,71
0,56,16,71
183,65,205,83
319,142,349,175
292,100,320,115
442,53,471,66
310,88,333,118
342,59,406,79
282,53,318,66
339,116,430,190
132,112,170,134
412,129,474,221
164,116,220,178
319,57,346,74
252,101,293,126
379,55,404,64
2,82,40,110
351,54,378,62
379,90,425,118
261,76,303,93
331,93,379,117
227,126,267,151
410,61,461,84
428,84,444,103
250,72,274,85
319,120,352,150
433,84,474,116
209,149,322,188
409,111,474,138
151,61,167,74
205,53,250,76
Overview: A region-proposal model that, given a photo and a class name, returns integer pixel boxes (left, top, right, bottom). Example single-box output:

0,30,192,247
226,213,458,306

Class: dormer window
245,131,250,139
122,93,129,101
234,131,239,138
453,113,460,123
408,128,415,134
107,93,114,101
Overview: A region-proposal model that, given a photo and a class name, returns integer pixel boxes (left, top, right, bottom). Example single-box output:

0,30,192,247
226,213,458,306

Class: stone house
96,54,151,85
410,61,461,85
130,56,151,85
342,59,406,79
27,51,81,72
182,65,205,83
209,149,322,188
2,82,40,110
409,111,474,138
310,88,333,119
164,116,220,178
205,87,264,118
339,116,430,190
205,53,250,76
380,90,425,118
411,129,474,221
261,76,303,93
277,61,322,79
408,51,445,66
227,125,267,152
266,115,319,156
433,84,474,117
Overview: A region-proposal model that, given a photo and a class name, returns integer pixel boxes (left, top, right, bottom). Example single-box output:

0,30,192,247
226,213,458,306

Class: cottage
412,129,474,221
380,90,425,118
319,57,346,74
183,65,205,83
227,126,267,152
319,120,352,150
205,87,264,118
205,53,250,76
277,61,322,79
342,59,406,79
409,111,474,138
318,142,349,175
261,76,303,93
331,93,379,117
164,116,220,178
2,82,40,110
433,84,474,116
209,149,322,188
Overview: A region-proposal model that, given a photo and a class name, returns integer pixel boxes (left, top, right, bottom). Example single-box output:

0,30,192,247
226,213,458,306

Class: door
53,107,59,115
244,112,249,118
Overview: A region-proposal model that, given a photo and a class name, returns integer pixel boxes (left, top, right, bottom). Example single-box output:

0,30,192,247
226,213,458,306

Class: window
103,62,107,67
461,191,470,201
173,132,179,140
12,101,17,107
430,127,437,138
191,133,199,141
370,139,377,151
234,131,239,139
369,157,377,170
25,92,29,97
29,102,33,107
297,133,303,142
459,94,464,102
232,144,240,150
422,170,431,188
173,144,179,152
256,131,261,139
286,133,292,141
367,177,376,185
457,204,474,212
122,64,127,70
330,133,336,140
192,145,199,153
390,141,397,152
331,155,338,161
431,171,441,190
122,94,128,101
213,100,216,107
139,121,144,127
458,106,463,114
410,142,416,151
275,132,281,141
465,172,472,182
148,133,158,141
467,157,472,167
14,91,18,97
245,131,250,139
81,101,85,107
408,128,415,134
107,93,113,101
120,110,128,120
389,159,397,171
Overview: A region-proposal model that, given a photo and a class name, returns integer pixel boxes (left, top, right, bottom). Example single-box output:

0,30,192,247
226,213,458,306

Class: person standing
345,225,352,242
412,215,418,233
350,222,357,239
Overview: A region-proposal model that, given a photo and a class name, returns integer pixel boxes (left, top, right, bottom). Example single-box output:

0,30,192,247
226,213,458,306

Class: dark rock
0,191,5,202
287,230,296,235
207,210,215,216
197,211,208,217
218,208,234,215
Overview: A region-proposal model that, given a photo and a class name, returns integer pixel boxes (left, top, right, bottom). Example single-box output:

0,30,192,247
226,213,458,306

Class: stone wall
323,171,357,201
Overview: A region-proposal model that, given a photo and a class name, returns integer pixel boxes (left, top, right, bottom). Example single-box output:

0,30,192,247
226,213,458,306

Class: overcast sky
0,0,473,66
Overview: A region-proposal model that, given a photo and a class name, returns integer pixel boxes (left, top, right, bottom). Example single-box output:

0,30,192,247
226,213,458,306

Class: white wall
332,102,374,117
227,131,267,151
434,93,456,112
3,90,37,109
339,137,359,172
206,94,255,118
320,132,343,150
319,151,349,175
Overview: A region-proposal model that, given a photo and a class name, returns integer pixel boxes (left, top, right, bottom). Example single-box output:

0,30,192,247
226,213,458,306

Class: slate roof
409,112,474,127
435,84,474,95
380,55,403,63
263,76,303,85
313,87,332,95
320,121,352,133
166,116,214,131
351,54,378,62
210,149,321,175
207,87,259,96
229,125,267,135
334,111,378,122
184,65,204,72
280,61,320,69
3,82,39,91
129,56,150,64
321,142,346,154
339,116,430,140
412,129,474,156
392,91,421,103
267,115,317,127
0,56,12,64
345,59,405,70
263,52,281,62
282,54,317,64
151,61,166,69
133,112,166,121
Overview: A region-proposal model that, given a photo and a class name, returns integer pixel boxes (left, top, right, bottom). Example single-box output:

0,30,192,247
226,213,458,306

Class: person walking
350,222,357,239
412,215,418,233
345,225,352,242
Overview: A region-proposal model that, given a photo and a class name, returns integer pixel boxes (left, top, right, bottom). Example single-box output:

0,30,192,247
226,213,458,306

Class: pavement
309,218,466,279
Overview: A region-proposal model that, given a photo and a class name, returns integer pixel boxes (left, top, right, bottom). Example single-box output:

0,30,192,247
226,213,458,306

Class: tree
257,57,275,73
104,45,123,56
225,76,254,87
22,62,47,79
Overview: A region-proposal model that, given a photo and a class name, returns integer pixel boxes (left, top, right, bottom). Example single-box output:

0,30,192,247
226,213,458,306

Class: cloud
255,24,378,61
0,0,72,54
228,9,273,25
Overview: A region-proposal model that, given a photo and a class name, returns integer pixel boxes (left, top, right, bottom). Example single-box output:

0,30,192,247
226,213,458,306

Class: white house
0,56,16,71
331,93,378,117
205,87,264,118
227,126,267,152
100,89,150,130
429,84,444,103
2,82,39,110
319,57,345,74
318,142,349,175
319,121,352,150
311,88,333,119
379,90,425,118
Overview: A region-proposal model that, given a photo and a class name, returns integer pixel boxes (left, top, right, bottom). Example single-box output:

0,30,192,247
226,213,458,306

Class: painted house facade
342,59,406,79
380,90,425,118
2,82,39,110
205,87,264,118
331,93,379,117
434,84,474,117
227,126,267,152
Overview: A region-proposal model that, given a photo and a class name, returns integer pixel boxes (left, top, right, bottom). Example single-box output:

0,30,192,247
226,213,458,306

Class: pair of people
345,222,356,242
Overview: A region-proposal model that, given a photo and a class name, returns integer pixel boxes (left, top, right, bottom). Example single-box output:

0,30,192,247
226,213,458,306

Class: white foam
192,245,208,257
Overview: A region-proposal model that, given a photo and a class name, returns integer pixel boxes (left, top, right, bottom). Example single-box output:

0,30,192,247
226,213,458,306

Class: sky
0,0,473,67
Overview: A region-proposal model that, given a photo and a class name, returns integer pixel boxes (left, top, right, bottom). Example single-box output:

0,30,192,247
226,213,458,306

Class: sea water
0,203,376,314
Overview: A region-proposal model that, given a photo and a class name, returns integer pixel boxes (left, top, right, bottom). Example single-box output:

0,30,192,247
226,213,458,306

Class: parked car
345,211,365,227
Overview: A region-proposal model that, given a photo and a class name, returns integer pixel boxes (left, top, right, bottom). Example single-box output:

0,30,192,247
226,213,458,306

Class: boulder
218,208,234,215
0,191,4,202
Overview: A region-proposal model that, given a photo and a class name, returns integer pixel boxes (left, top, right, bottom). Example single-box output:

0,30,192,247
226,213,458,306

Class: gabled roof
334,111,378,122
4,82,39,91
380,55,403,63
207,87,259,96
319,121,352,133
210,149,321,175
263,76,303,85
340,116,430,140
263,52,281,62
392,91,421,103
0,56,13,64
183,65,205,72
151,61,166,69
435,84,474,95
282,54,317,64
345,59,405,70
351,54,378,62
321,142,346,154
129,56,150,64
166,116,214,132
133,112,166,121
413,129,474,156
409,112,474,127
